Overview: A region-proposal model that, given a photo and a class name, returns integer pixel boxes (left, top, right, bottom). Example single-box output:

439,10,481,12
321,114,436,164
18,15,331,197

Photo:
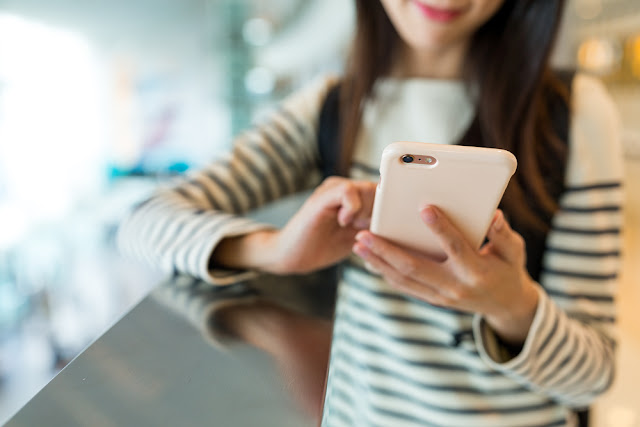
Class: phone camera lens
402,155,414,163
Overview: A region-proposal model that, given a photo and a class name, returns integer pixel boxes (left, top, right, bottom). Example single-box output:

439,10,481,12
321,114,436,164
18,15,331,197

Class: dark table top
6,285,316,427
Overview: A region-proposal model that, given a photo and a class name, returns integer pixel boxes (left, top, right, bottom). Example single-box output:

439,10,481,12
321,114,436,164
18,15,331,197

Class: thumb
485,210,526,265
352,181,377,229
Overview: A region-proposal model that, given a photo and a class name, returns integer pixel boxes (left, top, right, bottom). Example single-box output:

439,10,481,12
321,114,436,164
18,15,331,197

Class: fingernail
353,218,371,229
353,243,369,258
356,232,373,248
364,261,380,274
421,206,438,224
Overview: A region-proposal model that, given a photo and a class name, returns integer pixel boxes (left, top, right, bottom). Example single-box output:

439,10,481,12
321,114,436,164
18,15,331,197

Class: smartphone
370,141,517,260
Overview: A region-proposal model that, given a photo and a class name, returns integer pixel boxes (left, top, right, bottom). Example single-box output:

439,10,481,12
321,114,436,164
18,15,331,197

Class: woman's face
380,0,504,53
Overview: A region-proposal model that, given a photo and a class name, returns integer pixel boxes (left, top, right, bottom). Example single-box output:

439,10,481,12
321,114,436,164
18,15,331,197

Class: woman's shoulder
565,73,624,186
571,73,619,126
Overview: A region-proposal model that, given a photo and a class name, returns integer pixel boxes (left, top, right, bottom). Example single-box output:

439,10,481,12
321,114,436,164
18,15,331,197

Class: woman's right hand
213,177,377,274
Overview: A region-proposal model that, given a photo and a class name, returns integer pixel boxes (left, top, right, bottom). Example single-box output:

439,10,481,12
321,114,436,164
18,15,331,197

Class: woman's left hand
352,206,539,345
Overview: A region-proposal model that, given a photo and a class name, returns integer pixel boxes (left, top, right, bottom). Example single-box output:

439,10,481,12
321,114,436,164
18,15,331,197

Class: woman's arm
117,77,337,284
472,74,623,407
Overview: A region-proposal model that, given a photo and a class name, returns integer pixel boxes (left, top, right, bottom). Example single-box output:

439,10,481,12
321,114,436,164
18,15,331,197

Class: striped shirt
118,74,623,427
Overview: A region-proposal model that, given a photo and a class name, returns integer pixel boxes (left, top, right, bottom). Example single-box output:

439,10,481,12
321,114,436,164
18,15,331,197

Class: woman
118,0,623,425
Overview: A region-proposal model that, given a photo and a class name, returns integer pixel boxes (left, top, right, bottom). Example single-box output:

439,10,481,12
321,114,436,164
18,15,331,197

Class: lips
413,2,465,22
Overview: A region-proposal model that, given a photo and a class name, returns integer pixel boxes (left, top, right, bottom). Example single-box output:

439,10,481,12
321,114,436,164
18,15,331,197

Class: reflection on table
6,269,338,427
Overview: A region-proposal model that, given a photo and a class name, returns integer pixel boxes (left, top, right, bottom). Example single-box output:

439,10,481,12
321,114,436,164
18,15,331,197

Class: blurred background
0,0,638,425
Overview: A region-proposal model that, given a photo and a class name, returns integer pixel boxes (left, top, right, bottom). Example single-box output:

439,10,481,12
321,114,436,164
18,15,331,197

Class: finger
337,184,361,226
312,179,375,227
353,182,377,229
354,231,450,287
352,242,448,306
420,206,476,264
352,217,371,230
338,181,377,228
486,210,526,265
312,178,360,226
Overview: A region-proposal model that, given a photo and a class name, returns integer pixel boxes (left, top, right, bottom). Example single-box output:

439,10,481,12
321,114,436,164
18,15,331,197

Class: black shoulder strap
315,83,345,300
550,69,575,145
317,83,343,179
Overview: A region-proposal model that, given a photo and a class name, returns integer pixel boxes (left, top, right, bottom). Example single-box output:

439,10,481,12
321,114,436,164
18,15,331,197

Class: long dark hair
339,0,568,232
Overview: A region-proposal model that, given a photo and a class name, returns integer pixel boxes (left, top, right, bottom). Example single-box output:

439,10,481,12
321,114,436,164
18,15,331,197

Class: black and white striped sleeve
117,76,338,285
473,74,624,408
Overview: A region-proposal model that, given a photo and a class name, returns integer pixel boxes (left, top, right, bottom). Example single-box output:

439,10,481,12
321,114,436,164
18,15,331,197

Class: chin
408,31,462,51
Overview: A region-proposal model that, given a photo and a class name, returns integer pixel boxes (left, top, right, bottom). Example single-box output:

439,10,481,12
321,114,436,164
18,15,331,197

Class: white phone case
370,141,517,259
